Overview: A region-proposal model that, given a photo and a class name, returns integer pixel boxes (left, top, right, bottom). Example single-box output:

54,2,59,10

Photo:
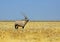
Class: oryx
15,14,29,29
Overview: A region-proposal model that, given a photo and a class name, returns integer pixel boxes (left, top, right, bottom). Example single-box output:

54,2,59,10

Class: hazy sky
0,0,60,20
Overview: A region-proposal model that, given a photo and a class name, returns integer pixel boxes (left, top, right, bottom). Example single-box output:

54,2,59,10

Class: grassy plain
0,21,60,42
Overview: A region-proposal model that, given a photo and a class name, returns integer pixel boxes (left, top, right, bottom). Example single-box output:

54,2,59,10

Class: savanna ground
0,21,60,42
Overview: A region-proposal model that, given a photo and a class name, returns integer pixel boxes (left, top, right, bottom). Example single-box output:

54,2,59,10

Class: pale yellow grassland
0,21,60,42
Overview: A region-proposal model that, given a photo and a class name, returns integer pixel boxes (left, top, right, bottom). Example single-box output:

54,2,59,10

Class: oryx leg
15,24,18,29
22,26,24,29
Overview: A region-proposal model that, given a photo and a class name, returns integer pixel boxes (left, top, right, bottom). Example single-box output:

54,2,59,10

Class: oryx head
21,12,29,22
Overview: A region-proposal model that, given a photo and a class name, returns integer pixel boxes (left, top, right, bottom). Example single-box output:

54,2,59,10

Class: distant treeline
0,20,60,22
0,20,14,22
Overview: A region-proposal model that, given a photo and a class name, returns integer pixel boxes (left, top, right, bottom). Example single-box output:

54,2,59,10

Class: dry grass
0,21,60,42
